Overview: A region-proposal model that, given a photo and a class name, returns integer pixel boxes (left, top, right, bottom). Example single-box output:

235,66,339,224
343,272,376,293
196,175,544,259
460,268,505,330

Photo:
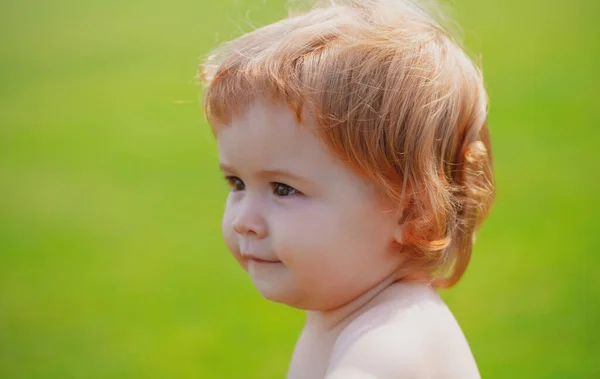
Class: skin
216,100,481,379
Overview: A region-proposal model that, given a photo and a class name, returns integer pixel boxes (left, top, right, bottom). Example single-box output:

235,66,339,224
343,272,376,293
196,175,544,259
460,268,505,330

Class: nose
232,198,268,238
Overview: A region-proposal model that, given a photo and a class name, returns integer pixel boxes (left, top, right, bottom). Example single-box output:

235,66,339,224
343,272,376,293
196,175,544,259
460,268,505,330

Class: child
199,0,494,377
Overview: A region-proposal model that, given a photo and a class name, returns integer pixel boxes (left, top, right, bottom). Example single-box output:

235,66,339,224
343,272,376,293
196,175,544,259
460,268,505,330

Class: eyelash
224,176,299,197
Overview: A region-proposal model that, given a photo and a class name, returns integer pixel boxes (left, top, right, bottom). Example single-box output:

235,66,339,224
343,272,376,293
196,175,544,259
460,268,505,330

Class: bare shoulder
325,284,481,379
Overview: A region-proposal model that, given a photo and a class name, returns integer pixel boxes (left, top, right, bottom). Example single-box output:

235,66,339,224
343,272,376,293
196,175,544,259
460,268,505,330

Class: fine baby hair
199,0,495,288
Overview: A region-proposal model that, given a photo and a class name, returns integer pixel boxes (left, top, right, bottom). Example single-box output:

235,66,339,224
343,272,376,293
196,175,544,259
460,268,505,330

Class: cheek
269,206,334,266
268,206,322,268
275,201,396,270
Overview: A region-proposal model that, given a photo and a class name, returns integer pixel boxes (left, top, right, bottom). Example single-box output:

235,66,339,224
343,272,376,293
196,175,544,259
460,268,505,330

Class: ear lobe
393,222,405,245
392,198,409,245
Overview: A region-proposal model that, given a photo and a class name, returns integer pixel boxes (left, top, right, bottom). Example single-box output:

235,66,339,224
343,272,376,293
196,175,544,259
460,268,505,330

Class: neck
304,273,400,332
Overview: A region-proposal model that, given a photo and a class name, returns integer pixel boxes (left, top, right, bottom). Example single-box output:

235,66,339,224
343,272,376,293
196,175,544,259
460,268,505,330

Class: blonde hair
199,0,495,288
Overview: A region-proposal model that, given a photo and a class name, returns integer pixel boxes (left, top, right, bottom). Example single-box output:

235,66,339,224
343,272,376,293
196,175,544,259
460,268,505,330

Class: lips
239,241,278,262
240,251,280,263
246,255,280,263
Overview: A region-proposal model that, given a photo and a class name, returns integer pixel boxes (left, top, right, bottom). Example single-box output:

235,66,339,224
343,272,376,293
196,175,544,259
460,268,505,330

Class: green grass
1,0,598,377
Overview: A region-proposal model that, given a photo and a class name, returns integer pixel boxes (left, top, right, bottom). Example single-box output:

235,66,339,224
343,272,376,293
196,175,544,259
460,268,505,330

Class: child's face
217,100,405,311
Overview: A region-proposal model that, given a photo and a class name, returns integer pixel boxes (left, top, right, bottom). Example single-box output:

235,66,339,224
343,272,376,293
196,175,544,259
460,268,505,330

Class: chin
252,281,306,308
255,283,293,303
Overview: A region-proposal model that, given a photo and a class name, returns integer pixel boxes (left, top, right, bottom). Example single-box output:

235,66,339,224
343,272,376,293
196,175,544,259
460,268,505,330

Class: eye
272,182,298,197
225,176,245,192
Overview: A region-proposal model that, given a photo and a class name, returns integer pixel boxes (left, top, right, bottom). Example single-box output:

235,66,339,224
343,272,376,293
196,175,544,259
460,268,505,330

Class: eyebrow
219,163,309,183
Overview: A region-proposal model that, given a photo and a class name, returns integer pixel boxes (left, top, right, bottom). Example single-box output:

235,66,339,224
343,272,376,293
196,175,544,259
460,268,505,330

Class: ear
393,220,405,245
391,175,414,246
393,206,406,245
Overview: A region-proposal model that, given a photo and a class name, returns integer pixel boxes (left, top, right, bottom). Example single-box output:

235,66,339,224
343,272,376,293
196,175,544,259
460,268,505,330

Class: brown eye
225,176,245,192
273,182,298,197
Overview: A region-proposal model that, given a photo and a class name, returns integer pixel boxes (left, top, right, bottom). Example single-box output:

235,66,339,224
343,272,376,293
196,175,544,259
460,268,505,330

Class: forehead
216,101,328,171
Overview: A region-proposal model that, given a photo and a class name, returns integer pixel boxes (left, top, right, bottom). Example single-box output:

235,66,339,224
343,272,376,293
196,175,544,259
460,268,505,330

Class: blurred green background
1,0,598,377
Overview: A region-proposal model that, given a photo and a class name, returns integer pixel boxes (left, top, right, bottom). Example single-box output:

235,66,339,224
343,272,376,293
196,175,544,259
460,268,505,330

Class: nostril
232,218,267,238
233,221,252,235
233,217,259,236
232,219,247,234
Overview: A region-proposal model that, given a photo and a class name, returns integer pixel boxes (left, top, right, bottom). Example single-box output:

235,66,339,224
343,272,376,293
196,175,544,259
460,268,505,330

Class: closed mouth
248,257,281,264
